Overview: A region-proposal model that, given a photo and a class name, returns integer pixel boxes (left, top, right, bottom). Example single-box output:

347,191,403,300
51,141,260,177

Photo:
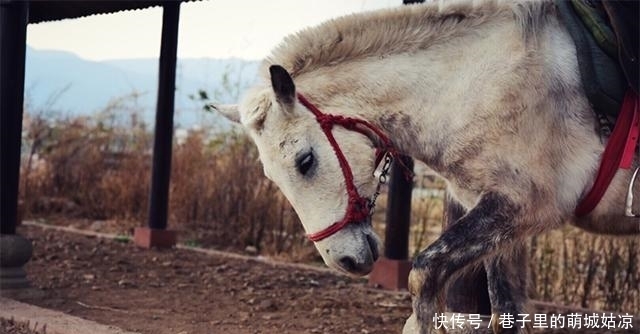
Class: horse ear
209,104,240,123
269,65,295,106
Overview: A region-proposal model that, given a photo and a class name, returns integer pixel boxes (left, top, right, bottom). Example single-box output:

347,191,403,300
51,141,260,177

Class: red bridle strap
297,93,394,242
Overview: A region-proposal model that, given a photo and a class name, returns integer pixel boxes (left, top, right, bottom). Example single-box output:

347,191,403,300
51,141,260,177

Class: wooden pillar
134,1,180,249
0,0,28,235
368,156,414,290
383,156,414,260
0,0,33,289
368,0,425,291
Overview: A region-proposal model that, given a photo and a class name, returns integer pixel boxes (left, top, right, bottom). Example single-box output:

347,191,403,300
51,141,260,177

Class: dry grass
20,106,305,258
529,228,639,312
20,107,638,314
0,318,47,334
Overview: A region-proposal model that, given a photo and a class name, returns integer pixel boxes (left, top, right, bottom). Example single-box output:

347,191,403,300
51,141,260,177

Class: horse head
214,65,382,276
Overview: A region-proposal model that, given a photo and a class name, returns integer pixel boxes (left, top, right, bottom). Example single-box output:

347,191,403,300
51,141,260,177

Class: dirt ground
5,225,638,334
9,225,412,334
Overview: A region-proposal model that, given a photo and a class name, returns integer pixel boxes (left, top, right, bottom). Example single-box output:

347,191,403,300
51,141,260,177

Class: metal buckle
625,166,640,217
368,153,393,216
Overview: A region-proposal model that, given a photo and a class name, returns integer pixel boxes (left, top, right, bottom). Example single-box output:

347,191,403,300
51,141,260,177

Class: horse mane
261,0,554,79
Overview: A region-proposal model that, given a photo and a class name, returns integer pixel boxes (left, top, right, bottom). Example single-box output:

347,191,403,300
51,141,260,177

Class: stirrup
625,166,640,217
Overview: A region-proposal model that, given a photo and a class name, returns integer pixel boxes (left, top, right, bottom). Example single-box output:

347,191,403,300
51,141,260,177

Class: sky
27,0,401,61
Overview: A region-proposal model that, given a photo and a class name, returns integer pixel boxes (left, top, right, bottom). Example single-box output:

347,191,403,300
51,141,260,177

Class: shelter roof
28,1,187,24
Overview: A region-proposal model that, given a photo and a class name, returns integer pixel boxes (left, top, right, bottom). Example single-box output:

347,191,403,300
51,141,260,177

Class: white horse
214,1,639,333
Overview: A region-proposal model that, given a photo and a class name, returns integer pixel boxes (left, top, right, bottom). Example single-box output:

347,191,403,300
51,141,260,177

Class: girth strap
575,90,639,217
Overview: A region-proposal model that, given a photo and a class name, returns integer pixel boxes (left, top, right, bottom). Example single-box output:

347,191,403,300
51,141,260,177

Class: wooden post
383,156,414,260
134,1,180,249
0,0,33,289
0,0,29,236
368,156,414,290
368,0,424,291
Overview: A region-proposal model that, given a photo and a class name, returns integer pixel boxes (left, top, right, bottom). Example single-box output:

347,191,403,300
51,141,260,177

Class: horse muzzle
318,223,380,276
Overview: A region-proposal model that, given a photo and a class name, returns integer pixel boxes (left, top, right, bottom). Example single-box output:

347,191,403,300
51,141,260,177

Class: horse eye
296,152,315,176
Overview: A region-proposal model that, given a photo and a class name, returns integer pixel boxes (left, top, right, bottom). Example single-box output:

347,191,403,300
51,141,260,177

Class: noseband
297,93,397,242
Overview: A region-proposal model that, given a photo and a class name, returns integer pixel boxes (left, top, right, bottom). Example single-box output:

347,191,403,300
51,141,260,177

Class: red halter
297,93,395,242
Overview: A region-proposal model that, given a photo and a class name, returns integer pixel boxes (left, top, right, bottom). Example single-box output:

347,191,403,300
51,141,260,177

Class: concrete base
368,257,412,290
0,267,30,289
0,234,32,289
133,227,176,249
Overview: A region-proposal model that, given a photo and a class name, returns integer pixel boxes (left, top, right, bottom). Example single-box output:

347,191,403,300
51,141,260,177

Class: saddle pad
556,0,626,123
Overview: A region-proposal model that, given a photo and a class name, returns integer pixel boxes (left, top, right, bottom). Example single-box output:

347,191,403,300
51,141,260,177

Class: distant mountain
24,46,260,128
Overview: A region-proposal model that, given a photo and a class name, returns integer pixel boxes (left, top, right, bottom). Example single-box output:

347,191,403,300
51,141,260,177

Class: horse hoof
402,313,419,334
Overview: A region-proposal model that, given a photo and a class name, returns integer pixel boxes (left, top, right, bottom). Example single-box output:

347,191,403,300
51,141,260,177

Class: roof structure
28,0,183,24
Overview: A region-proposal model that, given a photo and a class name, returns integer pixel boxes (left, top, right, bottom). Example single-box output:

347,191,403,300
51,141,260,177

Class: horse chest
442,179,482,210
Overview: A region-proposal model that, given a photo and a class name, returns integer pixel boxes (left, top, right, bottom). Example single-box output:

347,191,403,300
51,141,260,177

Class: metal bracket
624,166,640,217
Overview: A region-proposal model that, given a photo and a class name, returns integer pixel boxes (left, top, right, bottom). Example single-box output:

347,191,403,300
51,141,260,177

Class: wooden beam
146,2,180,230
0,0,29,235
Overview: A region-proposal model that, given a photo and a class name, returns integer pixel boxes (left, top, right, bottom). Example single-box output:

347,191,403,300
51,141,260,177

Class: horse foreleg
484,244,531,334
408,192,521,334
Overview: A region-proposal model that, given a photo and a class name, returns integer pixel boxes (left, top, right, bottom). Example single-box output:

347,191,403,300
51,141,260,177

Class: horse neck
296,16,532,166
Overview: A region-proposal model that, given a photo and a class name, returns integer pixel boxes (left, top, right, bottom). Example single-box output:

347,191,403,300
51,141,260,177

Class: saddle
556,1,640,217
556,0,638,125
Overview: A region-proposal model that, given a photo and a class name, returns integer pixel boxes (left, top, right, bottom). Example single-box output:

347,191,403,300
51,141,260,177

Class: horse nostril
338,256,357,272
366,234,379,261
